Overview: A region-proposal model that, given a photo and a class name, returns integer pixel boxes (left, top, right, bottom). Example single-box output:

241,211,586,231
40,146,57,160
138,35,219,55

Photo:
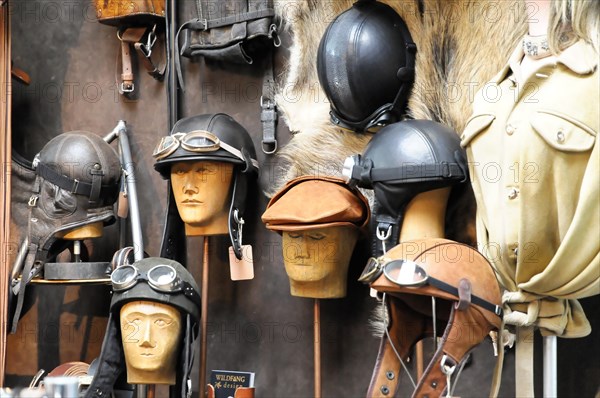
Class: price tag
228,245,254,281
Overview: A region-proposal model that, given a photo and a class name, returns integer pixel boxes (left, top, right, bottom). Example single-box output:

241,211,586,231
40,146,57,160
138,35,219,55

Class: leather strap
261,49,278,154
351,162,466,185
367,297,430,398
44,262,111,280
36,162,118,202
189,9,275,30
11,243,38,333
119,26,166,94
120,39,134,93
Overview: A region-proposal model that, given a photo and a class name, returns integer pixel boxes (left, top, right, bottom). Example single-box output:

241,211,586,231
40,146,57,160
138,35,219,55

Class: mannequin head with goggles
109,258,201,386
153,114,259,256
169,160,234,236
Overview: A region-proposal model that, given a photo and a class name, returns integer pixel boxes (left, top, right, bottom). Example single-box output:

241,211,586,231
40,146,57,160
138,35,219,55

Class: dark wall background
5,1,599,397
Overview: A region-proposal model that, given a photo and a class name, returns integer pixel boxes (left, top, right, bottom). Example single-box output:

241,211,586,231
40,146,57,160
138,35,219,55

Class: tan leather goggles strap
367,297,429,398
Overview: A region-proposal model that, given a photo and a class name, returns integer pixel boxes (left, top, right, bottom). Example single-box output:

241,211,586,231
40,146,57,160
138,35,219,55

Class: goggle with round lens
359,257,502,317
152,130,259,169
111,264,200,307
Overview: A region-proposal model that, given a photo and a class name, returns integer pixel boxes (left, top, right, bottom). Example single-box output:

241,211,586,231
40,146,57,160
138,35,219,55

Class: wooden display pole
0,2,11,386
200,236,210,396
314,299,321,398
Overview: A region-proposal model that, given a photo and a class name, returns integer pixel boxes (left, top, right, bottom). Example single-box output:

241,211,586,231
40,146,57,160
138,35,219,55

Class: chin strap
367,294,498,398
366,296,430,398
229,172,247,260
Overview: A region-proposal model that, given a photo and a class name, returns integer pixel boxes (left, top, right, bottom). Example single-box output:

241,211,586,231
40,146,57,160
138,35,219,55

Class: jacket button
508,188,519,200
556,130,565,143
506,124,515,135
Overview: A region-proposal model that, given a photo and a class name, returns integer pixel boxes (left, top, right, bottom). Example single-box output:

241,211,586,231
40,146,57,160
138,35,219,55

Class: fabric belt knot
502,291,540,327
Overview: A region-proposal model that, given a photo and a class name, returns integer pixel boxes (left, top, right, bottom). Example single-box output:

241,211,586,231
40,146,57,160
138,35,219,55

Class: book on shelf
210,369,255,398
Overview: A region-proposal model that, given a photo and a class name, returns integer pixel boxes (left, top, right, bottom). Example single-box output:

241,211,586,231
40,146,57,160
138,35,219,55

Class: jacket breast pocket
460,114,496,148
530,110,596,152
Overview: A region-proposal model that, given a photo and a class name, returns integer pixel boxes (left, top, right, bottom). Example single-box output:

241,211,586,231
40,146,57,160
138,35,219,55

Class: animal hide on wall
271,0,527,243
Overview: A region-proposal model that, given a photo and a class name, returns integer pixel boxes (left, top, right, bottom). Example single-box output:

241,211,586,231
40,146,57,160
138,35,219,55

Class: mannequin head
55,221,103,240
262,176,369,299
282,226,359,298
399,187,451,242
120,301,182,385
170,160,234,236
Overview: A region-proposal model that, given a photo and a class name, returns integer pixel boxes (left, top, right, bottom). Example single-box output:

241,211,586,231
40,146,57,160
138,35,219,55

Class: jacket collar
491,39,598,84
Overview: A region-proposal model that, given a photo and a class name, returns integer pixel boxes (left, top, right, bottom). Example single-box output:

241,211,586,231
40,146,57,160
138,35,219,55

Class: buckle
121,82,134,93
262,140,277,155
71,179,80,193
495,305,503,316
260,95,275,110
440,354,457,375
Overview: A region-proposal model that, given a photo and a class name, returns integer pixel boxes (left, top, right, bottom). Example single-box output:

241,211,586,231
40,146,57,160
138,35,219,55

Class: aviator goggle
111,264,201,307
152,130,259,169
359,257,503,317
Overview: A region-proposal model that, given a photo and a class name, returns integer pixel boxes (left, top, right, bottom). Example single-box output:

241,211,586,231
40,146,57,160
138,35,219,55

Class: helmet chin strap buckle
441,355,457,398
376,224,393,254
233,208,245,250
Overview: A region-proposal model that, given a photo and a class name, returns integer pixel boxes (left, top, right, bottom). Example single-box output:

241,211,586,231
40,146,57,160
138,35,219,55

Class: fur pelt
271,0,527,243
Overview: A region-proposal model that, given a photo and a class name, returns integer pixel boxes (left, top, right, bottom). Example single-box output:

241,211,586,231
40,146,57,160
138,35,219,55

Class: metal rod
136,384,147,398
115,122,144,261
543,335,557,397
314,299,321,398
200,237,210,396
167,0,178,128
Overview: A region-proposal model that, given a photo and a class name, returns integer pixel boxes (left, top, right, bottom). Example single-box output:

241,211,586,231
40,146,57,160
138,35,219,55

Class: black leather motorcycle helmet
154,113,259,260
317,0,416,133
342,120,469,256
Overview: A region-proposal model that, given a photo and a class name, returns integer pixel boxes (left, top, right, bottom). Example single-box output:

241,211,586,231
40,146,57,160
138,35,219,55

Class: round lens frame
111,265,139,291
147,264,181,292
152,133,186,160
382,259,428,287
181,130,221,152
358,257,385,283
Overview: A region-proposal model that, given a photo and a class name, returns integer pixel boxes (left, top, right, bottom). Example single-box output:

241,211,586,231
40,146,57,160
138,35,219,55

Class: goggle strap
426,276,502,318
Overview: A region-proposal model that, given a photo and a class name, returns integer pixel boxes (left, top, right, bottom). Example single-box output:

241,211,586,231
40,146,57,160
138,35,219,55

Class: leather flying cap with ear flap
154,113,259,261
10,131,122,334
87,257,200,398
317,0,416,132
364,238,503,398
261,176,370,232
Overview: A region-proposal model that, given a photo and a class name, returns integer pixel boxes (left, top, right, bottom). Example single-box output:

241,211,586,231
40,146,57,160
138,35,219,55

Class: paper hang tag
370,288,378,298
229,245,254,281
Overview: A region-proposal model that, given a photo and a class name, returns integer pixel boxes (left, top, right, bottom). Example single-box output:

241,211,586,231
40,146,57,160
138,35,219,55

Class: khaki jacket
460,40,599,337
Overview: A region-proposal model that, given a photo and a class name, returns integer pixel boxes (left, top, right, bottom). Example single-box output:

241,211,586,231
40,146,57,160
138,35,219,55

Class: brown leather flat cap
262,175,370,232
